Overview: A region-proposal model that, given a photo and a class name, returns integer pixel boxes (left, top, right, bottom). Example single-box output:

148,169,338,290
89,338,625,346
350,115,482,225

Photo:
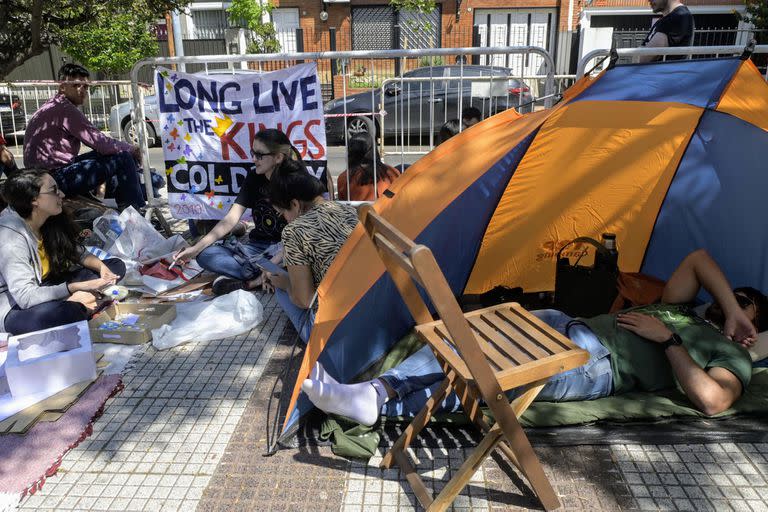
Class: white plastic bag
103,207,166,261
151,290,264,350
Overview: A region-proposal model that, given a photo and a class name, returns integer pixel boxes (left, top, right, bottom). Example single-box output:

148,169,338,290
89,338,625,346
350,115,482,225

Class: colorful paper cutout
212,114,234,138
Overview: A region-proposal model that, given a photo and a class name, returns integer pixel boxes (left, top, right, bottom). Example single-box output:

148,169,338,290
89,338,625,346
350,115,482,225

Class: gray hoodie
0,208,85,331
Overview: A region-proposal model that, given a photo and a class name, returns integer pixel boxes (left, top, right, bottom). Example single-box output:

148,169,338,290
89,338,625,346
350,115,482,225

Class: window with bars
351,6,441,51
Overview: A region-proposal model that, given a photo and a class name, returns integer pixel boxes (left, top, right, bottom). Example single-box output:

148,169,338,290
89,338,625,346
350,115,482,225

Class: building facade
182,0,752,75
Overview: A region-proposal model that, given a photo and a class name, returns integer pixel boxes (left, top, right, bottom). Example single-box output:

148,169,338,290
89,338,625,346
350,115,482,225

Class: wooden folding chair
360,205,590,511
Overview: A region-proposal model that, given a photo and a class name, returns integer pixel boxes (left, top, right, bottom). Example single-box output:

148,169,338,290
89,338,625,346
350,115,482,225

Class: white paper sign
156,63,328,220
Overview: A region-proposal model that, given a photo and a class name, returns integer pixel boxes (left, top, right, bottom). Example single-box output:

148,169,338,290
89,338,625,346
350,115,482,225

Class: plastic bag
103,207,167,260
151,290,264,350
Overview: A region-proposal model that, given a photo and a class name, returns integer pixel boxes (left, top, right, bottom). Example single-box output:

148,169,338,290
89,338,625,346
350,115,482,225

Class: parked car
323,65,534,143
0,92,27,136
108,69,262,146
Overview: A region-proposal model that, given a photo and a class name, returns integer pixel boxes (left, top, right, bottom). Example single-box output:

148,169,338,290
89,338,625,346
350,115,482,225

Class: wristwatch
661,333,684,350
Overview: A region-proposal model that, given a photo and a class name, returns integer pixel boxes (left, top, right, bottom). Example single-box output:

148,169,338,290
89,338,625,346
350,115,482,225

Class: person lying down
303,249,767,426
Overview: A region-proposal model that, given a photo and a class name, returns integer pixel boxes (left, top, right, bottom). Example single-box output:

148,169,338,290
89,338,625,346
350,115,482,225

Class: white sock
309,362,338,385
301,378,381,426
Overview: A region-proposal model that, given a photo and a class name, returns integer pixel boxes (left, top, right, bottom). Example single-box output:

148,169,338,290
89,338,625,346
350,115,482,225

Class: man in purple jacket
23,64,146,210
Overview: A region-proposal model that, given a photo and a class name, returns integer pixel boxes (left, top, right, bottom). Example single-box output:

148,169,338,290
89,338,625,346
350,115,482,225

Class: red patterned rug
0,374,123,505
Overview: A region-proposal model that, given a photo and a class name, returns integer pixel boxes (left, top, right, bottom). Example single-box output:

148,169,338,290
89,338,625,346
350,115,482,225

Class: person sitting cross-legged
302,249,764,426
23,64,146,211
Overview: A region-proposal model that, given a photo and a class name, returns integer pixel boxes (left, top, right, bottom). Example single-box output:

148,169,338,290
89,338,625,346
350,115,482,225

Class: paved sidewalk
19,293,286,511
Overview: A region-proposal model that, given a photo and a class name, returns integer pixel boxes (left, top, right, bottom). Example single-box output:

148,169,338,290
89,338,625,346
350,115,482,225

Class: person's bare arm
174,203,246,262
617,312,743,415
662,249,756,344
638,32,670,63
268,264,315,309
666,346,743,415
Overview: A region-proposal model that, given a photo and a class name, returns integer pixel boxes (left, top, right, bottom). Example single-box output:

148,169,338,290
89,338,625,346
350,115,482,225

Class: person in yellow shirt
0,169,126,335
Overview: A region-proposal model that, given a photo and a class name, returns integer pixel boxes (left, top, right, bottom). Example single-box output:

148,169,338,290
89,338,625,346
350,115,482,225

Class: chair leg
488,402,561,511
381,371,457,470
430,427,504,512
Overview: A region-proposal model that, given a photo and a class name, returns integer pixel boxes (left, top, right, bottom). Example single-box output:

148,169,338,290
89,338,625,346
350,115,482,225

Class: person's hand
66,291,98,310
254,273,274,293
616,312,673,343
69,277,113,293
0,145,16,169
723,309,757,348
173,245,202,266
266,272,289,291
99,265,119,285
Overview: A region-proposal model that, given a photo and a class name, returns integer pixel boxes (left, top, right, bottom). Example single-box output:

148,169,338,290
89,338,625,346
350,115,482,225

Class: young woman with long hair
337,135,400,201
265,160,359,342
174,128,320,295
0,169,126,335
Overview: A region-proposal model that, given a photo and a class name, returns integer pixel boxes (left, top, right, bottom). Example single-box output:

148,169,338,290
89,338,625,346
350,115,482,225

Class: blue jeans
195,238,274,281
4,258,126,336
275,288,315,343
52,151,146,210
379,309,614,417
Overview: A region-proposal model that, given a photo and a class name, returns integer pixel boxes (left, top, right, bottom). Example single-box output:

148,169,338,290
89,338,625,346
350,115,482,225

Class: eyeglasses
39,184,60,196
251,151,274,161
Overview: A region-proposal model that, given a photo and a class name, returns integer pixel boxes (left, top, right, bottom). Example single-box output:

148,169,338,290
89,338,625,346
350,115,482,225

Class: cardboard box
89,303,177,344
5,321,97,398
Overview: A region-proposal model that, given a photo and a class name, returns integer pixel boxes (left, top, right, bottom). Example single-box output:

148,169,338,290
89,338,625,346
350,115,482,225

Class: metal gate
352,7,397,51
130,47,557,202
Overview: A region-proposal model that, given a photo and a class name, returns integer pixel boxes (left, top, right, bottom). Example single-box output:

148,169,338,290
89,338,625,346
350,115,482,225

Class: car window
403,66,448,79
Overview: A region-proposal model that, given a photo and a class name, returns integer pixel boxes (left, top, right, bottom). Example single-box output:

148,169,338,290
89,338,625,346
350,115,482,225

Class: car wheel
346,116,377,140
122,118,157,146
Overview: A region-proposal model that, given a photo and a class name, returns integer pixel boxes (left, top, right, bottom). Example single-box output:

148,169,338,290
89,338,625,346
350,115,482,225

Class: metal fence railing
577,44,768,78
0,81,149,158
130,46,557,202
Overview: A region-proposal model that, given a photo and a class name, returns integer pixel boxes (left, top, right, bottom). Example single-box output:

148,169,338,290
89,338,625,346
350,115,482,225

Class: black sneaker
212,276,249,296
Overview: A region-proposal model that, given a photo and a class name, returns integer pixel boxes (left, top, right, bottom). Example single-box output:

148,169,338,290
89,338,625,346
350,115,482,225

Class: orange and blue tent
280,56,768,441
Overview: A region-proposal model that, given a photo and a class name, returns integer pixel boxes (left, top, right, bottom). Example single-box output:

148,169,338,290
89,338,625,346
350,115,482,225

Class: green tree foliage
0,0,189,79
227,0,280,54
60,13,159,77
390,0,437,46
740,0,768,42
390,0,437,15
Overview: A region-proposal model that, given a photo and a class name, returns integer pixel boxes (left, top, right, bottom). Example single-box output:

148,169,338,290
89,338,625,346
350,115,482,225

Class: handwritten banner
157,63,328,220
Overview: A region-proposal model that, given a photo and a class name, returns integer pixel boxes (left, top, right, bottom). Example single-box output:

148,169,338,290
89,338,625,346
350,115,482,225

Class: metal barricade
577,44,768,79
130,46,557,203
0,80,145,159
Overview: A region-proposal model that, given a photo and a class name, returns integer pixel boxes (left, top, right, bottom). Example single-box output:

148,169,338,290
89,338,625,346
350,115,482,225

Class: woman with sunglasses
0,170,126,335
174,129,319,295
264,160,359,342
